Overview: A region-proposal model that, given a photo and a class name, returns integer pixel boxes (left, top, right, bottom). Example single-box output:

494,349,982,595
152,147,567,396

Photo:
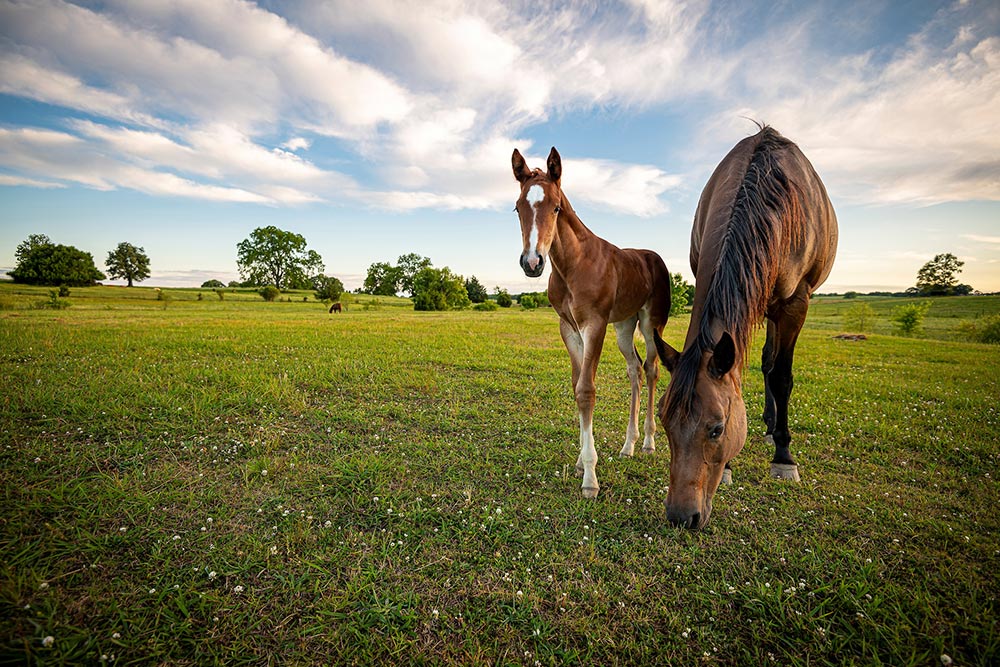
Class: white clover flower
233,585,244,594
208,571,217,579
42,636,54,648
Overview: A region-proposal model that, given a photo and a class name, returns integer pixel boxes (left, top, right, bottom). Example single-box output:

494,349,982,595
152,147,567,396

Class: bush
843,302,876,332
473,300,499,311
495,289,513,308
215,289,225,301
891,301,931,336
201,279,225,288
958,314,1000,344
58,285,70,297
520,294,538,310
34,290,70,310
260,285,281,302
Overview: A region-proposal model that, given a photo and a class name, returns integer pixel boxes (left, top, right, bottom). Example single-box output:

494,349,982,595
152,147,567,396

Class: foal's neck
548,194,596,274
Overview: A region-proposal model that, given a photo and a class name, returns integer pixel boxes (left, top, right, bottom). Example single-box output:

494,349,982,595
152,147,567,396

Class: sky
0,0,998,294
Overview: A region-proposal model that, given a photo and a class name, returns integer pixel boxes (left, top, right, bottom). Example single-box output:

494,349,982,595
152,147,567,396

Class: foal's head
511,147,563,278
654,331,747,529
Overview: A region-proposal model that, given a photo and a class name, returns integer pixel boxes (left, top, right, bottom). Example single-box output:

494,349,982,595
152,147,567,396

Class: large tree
236,226,323,290
8,236,105,286
915,253,966,296
464,275,488,303
106,242,151,287
363,261,401,296
396,253,432,296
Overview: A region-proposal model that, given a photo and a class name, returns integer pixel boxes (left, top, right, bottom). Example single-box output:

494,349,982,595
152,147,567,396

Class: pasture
1,285,998,665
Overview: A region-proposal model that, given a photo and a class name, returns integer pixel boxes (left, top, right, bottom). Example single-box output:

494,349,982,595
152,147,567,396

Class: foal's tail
646,251,672,331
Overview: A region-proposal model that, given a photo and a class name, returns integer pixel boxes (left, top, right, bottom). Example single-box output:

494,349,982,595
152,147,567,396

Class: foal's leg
614,316,642,457
636,311,659,454
767,294,809,481
572,323,607,498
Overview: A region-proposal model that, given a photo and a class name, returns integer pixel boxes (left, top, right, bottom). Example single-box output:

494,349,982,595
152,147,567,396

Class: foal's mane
667,126,803,418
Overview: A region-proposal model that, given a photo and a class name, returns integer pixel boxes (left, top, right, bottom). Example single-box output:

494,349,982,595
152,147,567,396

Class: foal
512,147,671,498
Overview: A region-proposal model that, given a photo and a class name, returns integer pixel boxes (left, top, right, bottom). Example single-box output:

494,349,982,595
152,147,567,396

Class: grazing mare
329,303,342,314
512,147,672,498
653,126,838,528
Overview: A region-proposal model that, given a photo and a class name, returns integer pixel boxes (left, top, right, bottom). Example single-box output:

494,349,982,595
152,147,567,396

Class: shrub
215,289,225,301
201,279,225,288
891,301,931,336
843,302,876,332
260,285,281,302
520,294,538,310
197,293,204,301
958,314,1000,344
34,290,70,310
495,289,513,308
474,300,499,311
58,285,70,297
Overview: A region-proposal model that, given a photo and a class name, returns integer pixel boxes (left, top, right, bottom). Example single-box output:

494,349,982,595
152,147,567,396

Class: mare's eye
554,206,561,213
708,423,724,440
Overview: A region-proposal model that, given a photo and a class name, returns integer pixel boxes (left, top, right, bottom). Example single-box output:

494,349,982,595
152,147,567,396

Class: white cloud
964,233,1000,245
0,173,65,189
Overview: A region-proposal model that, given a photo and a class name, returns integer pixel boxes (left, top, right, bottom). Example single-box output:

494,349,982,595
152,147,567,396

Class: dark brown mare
329,302,342,313
653,126,838,528
512,147,672,498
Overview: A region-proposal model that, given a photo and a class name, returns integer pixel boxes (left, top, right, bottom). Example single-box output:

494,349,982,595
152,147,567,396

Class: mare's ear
512,149,532,183
653,329,680,373
546,147,562,183
708,331,737,379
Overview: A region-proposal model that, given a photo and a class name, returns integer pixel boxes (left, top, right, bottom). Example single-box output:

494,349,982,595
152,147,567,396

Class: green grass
1,284,998,665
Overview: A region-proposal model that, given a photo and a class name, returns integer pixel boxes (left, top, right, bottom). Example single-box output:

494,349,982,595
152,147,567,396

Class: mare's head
511,147,563,278
654,331,747,529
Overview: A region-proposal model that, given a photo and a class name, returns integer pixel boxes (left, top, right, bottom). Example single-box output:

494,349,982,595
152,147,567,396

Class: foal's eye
554,206,562,213
708,423,724,440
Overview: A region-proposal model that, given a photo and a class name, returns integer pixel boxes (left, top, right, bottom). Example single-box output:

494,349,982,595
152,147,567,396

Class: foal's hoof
581,486,599,499
619,444,635,458
770,463,801,482
720,468,733,485
574,464,585,478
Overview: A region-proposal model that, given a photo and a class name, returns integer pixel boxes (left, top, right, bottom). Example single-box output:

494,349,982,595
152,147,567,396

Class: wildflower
261,470,268,477
112,632,121,639
233,585,244,594
42,636,54,648
39,582,49,590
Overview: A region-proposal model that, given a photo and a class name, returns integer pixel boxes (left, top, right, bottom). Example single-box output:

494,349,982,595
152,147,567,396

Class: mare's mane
666,126,803,419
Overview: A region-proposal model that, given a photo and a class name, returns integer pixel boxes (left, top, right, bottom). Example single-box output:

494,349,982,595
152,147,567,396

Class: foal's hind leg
614,317,642,457
637,311,659,454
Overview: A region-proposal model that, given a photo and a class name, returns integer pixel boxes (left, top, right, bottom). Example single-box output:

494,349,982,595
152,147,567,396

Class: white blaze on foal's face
526,184,545,257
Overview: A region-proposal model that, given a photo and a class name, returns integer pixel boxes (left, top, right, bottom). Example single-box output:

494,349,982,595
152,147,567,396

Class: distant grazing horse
512,147,672,498
329,303,342,314
653,126,838,529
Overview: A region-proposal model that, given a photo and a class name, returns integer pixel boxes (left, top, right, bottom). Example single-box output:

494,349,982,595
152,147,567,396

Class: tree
105,242,151,287
201,279,225,288
363,262,401,296
669,273,694,316
892,301,931,336
465,275,488,303
236,226,323,290
396,253,432,296
915,253,965,296
314,274,345,302
15,234,51,264
8,236,105,286
411,266,470,311
843,302,876,332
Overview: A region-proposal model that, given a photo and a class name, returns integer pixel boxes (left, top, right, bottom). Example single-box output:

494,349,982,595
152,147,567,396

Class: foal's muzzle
519,253,545,278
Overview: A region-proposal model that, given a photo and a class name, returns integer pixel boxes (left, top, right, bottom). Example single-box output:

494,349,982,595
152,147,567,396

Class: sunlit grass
1,284,997,665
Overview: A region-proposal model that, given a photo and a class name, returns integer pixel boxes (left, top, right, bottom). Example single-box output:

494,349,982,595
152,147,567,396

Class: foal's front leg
565,322,607,499
614,317,642,457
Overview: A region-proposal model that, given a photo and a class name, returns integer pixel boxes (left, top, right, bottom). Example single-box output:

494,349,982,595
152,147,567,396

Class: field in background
1,284,998,665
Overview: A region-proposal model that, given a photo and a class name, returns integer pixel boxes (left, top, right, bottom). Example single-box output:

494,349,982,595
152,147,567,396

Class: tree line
6,230,976,308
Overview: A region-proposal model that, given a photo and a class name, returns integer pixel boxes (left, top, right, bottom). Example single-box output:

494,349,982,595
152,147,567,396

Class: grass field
1,284,998,665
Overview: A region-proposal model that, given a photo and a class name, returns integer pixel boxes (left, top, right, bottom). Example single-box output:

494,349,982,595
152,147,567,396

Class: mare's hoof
770,463,800,482
721,469,733,485
581,486,599,499
574,464,585,478
619,445,635,458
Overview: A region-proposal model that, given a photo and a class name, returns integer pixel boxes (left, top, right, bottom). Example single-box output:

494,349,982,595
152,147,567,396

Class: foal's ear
708,331,737,379
653,329,680,373
512,149,531,183
546,147,562,183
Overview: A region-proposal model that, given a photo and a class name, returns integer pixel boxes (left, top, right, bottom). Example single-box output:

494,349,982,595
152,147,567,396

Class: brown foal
512,147,671,498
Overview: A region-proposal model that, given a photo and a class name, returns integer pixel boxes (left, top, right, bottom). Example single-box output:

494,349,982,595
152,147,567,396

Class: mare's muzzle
519,253,545,278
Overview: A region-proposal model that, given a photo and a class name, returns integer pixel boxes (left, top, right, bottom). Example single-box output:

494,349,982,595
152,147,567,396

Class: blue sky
1,0,998,293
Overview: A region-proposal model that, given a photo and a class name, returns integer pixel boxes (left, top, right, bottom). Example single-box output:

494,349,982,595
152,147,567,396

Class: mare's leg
637,311,660,454
614,316,642,457
572,323,607,498
761,320,777,431
766,293,809,481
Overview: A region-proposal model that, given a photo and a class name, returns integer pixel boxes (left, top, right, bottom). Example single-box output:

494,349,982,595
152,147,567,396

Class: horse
512,147,672,499
329,302,342,314
653,126,838,529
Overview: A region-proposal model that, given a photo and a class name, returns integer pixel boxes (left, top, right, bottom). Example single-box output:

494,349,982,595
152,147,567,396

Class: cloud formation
0,0,997,213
